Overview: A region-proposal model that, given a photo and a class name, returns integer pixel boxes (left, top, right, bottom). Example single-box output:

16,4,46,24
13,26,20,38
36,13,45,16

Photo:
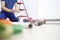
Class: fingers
15,9,20,13
10,9,16,13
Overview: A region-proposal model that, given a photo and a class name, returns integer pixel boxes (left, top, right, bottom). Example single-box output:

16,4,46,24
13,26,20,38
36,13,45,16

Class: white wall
22,0,38,19
17,0,38,19
38,0,60,19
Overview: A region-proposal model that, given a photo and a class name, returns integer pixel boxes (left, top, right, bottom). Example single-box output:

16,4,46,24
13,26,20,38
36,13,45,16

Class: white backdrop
38,0,60,19
21,0,38,19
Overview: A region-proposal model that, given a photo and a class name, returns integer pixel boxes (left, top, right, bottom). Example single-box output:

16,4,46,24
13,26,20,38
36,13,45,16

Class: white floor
5,22,60,40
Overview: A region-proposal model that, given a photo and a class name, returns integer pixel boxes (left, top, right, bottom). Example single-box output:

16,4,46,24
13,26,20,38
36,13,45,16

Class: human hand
16,9,20,13
10,9,16,13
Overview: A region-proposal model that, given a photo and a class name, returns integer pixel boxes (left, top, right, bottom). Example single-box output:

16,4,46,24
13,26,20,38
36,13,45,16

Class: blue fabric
0,11,7,19
1,0,17,9
0,11,19,22
0,0,19,22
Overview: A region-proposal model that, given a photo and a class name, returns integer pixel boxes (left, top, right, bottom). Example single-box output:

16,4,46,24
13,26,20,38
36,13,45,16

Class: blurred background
38,0,60,19
0,0,60,40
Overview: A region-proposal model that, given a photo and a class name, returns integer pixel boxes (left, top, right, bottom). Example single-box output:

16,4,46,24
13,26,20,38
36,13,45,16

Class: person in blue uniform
0,0,19,22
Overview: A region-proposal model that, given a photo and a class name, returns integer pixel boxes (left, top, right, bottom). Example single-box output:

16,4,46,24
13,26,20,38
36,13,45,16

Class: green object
0,27,5,34
0,23,5,34
12,24,23,34
0,23,13,38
